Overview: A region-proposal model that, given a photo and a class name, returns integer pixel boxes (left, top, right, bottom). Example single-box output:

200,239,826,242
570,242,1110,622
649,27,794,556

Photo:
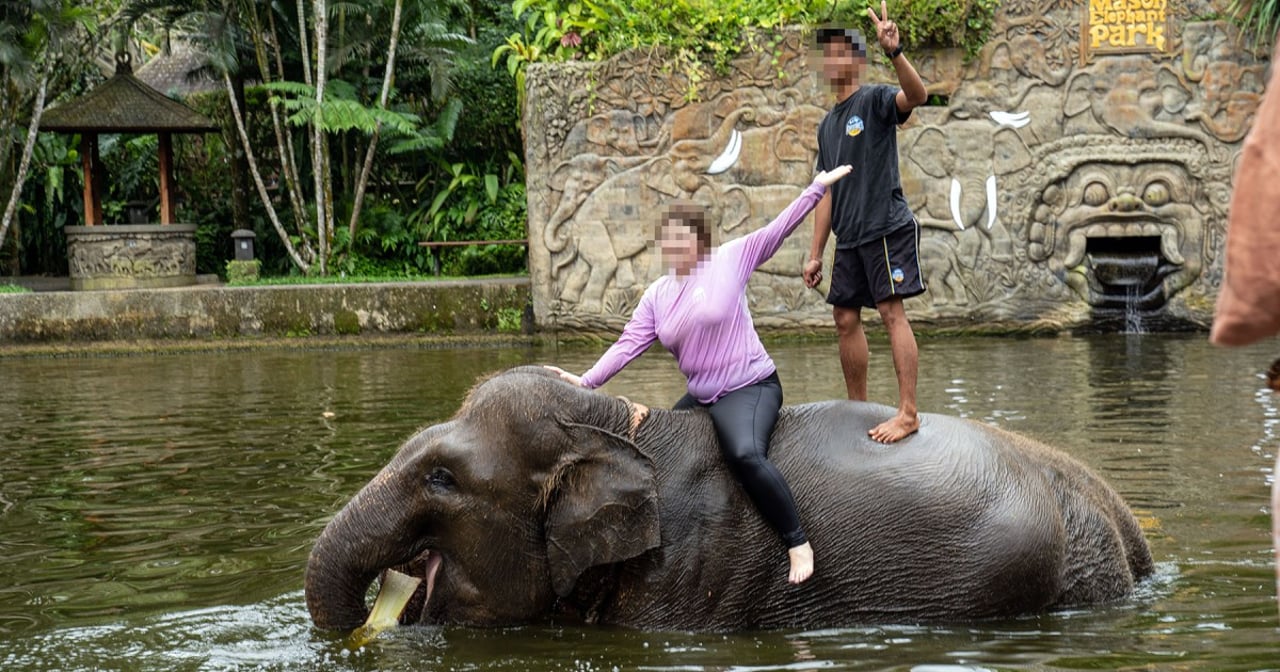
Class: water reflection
0,337,1276,671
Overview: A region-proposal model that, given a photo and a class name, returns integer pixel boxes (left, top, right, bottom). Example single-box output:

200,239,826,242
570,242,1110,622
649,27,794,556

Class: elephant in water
305,366,1154,632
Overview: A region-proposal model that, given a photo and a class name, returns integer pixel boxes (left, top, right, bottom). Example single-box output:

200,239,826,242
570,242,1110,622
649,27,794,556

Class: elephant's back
769,400,1151,618
774,400,1019,476
774,399,1107,504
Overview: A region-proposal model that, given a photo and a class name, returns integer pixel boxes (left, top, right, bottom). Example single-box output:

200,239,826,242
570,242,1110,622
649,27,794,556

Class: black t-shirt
816,84,916,248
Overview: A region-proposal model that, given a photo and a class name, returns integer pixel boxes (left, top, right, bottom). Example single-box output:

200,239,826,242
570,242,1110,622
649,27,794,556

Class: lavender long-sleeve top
579,181,827,404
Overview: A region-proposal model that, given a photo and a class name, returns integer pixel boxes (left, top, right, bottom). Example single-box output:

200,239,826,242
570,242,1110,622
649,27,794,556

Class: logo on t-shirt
845,115,865,137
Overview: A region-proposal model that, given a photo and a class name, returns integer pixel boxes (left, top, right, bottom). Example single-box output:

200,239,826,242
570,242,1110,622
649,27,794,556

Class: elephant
1185,61,1265,143
1063,56,1214,156
305,366,1155,633
561,110,653,158
721,104,827,187
907,119,1031,263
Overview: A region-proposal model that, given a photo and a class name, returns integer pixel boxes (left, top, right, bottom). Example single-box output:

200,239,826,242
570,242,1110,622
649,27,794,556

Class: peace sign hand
867,1,901,53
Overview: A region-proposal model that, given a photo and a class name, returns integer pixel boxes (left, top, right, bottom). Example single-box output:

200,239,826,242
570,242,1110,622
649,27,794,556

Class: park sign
1081,0,1170,64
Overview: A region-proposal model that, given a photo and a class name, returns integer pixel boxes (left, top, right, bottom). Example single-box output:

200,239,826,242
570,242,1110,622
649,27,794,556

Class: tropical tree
0,1,96,262
120,0,471,276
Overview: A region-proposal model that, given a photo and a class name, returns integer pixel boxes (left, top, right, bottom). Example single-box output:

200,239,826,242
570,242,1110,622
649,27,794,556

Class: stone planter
64,224,198,291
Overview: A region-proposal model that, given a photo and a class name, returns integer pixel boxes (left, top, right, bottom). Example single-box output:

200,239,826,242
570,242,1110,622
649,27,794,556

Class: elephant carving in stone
719,183,815,277
544,153,647,260
544,156,675,313
304,366,1155,632
668,107,756,193
1006,35,1071,88
907,120,1031,262
561,110,653,158
648,88,776,151
918,231,970,306
1181,21,1242,84
547,110,754,312
721,104,827,187
1064,56,1212,153
1185,61,1265,143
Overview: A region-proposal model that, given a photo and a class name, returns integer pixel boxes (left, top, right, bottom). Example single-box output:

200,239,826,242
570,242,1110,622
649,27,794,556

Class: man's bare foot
869,411,919,444
788,542,814,584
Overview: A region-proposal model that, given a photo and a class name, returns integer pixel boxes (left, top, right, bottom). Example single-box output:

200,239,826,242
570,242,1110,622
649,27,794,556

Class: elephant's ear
775,126,811,163
993,128,1032,175
720,186,752,233
544,422,660,598
909,127,953,178
1063,73,1093,119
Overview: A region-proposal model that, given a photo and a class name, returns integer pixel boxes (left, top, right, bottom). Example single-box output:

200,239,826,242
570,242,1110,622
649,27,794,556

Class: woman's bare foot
869,410,919,444
788,542,814,584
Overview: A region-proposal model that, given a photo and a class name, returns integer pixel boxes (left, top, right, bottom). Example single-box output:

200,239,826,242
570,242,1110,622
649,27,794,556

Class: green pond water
0,334,1276,671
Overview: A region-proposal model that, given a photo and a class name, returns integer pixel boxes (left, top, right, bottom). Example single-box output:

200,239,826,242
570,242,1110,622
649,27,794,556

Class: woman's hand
815,164,853,187
543,365,584,387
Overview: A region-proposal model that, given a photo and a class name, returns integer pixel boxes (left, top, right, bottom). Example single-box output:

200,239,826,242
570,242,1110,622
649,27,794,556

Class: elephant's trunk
305,484,414,631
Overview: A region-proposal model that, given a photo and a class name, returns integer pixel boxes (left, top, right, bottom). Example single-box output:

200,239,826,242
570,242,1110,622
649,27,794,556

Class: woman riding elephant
546,165,853,586
305,366,1154,632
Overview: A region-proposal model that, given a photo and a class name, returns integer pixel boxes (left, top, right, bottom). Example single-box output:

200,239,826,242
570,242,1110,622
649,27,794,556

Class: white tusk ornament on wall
707,129,742,174
989,110,1031,129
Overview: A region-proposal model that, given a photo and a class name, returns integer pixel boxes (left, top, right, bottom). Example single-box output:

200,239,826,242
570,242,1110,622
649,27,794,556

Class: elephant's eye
427,467,457,492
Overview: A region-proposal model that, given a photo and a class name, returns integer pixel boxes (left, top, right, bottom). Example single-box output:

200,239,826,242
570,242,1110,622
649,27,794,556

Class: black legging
675,371,808,548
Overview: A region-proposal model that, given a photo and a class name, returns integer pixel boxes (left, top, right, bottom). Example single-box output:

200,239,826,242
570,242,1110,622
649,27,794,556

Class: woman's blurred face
659,221,702,276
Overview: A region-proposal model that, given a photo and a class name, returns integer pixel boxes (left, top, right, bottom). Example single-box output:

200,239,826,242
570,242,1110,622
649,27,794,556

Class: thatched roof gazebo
39,52,219,290
135,40,220,98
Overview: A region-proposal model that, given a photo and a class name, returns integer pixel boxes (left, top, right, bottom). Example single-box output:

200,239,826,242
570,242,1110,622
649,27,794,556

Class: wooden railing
416,239,528,275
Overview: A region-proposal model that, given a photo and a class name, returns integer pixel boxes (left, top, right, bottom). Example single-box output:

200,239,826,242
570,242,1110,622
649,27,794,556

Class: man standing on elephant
802,7,929,444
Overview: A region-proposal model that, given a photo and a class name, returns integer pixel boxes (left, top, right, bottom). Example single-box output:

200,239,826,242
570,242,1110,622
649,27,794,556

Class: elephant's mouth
378,549,441,626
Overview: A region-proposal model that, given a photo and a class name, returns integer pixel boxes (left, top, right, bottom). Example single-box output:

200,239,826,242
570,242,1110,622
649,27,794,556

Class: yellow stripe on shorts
881,237,894,296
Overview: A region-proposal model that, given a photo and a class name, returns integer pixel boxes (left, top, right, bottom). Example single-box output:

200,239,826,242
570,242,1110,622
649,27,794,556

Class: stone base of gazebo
64,224,198,291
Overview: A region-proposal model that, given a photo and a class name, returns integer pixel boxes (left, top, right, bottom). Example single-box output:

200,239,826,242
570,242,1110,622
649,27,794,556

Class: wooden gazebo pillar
79,133,103,226
158,132,174,224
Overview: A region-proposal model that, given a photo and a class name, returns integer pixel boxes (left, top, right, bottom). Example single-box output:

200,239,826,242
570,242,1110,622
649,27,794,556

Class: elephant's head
304,367,660,631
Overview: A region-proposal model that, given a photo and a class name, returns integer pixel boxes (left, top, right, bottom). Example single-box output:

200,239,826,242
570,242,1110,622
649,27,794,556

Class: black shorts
827,220,926,309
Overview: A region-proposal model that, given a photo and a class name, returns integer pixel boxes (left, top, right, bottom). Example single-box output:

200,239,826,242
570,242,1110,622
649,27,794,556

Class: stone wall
522,0,1270,333
0,279,531,342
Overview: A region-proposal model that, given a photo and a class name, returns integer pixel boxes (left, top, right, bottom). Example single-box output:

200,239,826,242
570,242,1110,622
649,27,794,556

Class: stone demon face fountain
1023,137,1212,328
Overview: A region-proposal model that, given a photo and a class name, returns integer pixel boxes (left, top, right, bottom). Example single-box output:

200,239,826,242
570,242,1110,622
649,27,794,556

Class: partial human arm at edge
892,55,928,114
741,166,852,268
803,190,834,289
576,289,659,389
868,1,928,114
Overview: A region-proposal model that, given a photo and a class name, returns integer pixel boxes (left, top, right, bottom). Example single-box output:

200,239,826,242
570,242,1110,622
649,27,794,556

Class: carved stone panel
64,224,198,291
523,7,1267,333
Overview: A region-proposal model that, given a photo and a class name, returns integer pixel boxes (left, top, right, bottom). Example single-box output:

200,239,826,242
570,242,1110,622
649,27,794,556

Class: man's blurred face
821,39,866,88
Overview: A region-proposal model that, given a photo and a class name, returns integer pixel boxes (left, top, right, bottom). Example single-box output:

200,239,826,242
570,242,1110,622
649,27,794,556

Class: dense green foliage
1228,0,1280,49
494,0,997,101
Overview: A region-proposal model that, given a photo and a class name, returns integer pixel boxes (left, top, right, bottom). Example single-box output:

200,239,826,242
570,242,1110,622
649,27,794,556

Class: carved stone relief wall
64,224,198,291
523,1,1269,333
